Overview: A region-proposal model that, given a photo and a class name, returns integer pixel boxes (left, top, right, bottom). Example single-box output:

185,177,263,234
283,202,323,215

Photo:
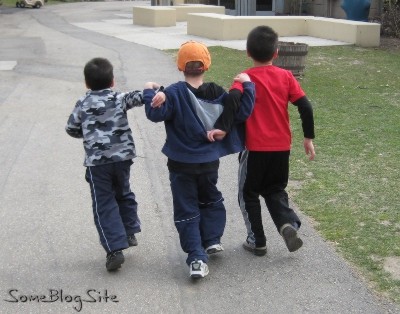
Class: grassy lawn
193,45,400,304
289,45,400,304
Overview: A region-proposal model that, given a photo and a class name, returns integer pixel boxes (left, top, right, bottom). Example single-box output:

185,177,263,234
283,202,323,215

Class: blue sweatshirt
144,81,255,163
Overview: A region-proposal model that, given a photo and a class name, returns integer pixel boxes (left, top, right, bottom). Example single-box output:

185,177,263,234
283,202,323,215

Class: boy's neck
185,76,204,89
253,60,273,67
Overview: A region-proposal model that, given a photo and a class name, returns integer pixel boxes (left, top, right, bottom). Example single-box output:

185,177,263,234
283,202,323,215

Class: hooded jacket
144,81,255,163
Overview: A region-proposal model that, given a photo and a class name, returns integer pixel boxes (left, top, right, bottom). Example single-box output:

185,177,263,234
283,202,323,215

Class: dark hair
184,61,205,77
84,58,114,90
246,26,278,63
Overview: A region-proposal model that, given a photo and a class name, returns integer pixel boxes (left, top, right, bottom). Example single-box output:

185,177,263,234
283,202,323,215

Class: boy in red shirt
231,26,315,256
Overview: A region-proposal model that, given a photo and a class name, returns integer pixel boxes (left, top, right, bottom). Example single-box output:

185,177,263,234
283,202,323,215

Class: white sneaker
205,243,224,255
190,259,209,278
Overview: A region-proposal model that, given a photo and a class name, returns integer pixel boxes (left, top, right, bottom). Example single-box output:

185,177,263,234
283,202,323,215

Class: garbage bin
341,0,371,22
273,42,308,77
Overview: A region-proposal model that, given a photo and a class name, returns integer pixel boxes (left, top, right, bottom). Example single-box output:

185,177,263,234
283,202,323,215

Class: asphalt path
0,2,399,313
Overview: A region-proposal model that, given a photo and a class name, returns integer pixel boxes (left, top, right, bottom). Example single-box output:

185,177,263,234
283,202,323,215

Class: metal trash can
272,42,308,77
341,0,371,22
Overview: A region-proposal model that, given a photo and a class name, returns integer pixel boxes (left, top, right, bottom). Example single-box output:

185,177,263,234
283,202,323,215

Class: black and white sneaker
106,250,124,271
190,259,209,279
280,223,303,252
205,243,224,255
127,234,138,247
242,240,267,256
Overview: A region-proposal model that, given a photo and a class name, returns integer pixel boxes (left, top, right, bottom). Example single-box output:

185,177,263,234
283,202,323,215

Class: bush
381,0,400,37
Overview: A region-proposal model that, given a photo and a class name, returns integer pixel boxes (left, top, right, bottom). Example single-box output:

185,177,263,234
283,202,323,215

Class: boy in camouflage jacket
66,57,154,271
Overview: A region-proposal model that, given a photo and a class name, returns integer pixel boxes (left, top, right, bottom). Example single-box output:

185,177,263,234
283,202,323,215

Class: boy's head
84,58,114,91
246,26,278,63
177,41,211,77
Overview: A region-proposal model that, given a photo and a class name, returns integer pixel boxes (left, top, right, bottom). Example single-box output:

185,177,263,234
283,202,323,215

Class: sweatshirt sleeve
214,80,255,131
292,96,315,139
144,88,173,122
230,80,244,93
121,90,144,110
233,81,255,123
65,101,83,138
213,89,241,132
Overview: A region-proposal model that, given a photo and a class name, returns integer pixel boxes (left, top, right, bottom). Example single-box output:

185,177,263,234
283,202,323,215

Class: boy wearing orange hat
143,41,255,279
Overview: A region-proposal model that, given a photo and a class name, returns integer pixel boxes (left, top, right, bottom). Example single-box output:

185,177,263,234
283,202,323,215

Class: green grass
168,45,400,304
290,45,400,304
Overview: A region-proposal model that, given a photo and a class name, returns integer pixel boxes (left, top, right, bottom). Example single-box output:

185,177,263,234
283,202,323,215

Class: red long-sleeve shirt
231,65,311,151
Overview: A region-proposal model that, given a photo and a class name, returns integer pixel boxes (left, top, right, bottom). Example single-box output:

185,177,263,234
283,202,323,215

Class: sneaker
190,259,209,279
242,240,267,256
106,250,124,271
127,234,138,247
205,243,224,255
280,224,303,252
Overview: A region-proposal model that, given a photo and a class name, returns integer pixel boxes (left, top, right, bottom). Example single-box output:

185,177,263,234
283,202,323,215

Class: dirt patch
383,256,400,280
379,36,400,52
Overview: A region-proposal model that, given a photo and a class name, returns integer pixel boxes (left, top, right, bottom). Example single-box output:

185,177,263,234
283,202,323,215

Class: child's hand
144,81,160,90
304,138,315,160
234,73,251,83
151,92,166,108
207,129,227,142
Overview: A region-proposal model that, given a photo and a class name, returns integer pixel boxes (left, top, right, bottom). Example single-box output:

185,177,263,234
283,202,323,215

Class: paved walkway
72,5,351,51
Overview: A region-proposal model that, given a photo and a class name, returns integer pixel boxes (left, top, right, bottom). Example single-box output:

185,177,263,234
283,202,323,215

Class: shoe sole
128,235,138,247
106,255,125,271
206,248,223,255
242,242,267,256
282,227,303,252
190,269,209,279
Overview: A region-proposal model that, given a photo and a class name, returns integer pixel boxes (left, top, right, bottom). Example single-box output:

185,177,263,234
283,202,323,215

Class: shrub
381,0,400,37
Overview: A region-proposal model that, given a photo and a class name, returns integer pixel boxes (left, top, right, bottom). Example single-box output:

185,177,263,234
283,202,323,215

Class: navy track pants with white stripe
169,169,226,265
85,160,141,253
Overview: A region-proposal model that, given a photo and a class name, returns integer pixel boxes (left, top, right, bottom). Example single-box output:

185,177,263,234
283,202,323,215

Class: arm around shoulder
123,90,144,110
234,81,255,122
143,83,170,122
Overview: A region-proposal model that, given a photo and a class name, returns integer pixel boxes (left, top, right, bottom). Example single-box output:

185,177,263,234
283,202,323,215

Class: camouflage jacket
65,88,143,167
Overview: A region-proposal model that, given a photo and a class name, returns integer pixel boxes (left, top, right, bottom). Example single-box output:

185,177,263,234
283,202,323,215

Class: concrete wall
174,5,225,21
133,5,226,26
187,13,381,47
133,7,176,27
187,14,309,39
